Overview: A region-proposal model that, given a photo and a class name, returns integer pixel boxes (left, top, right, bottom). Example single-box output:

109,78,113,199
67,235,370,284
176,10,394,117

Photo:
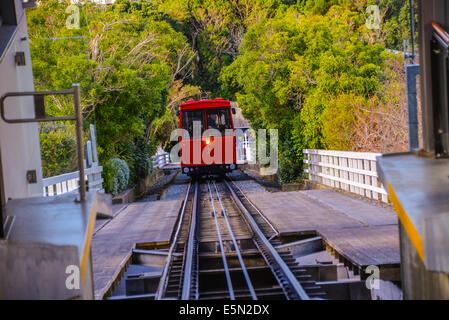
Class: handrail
42,166,102,187
303,149,388,202
42,125,102,196
0,84,86,201
303,149,381,160
432,21,449,45
152,152,170,169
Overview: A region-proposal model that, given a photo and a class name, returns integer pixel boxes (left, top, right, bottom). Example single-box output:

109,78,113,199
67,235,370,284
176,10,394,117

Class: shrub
133,139,156,179
39,123,77,178
278,156,304,184
103,158,130,196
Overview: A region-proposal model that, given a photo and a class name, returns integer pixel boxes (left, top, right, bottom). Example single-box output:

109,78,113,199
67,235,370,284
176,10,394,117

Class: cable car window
206,108,232,135
182,110,205,138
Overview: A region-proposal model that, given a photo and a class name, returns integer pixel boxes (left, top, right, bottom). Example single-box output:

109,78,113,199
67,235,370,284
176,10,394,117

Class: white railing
42,165,104,196
303,149,388,203
152,152,170,169
43,124,104,196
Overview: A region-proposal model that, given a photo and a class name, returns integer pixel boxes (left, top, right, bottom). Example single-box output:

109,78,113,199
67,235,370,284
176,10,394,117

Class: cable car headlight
183,167,189,173
230,164,236,170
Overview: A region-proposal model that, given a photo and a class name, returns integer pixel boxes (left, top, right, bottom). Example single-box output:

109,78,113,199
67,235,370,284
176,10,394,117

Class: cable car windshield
206,108,232,135
182,110,205,138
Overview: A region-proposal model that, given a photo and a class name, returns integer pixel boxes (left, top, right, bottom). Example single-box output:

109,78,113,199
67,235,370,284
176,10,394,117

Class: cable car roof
180,98,230,110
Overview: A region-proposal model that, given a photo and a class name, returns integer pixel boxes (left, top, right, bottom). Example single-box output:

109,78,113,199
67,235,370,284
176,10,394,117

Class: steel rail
223,179,310,300
227,176,279,237
155,181,192,300
207,180,235,300
212,180,258,300
181,180,199,300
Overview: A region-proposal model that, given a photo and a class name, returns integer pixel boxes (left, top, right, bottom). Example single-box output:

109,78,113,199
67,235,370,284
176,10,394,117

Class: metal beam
405,64,420,150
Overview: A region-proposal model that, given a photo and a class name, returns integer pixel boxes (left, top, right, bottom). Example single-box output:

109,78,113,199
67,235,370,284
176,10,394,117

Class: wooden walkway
91,200,182,299
245,189,400,274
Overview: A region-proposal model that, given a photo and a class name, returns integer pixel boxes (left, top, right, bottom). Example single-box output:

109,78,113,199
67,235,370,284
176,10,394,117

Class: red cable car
179,98,237,176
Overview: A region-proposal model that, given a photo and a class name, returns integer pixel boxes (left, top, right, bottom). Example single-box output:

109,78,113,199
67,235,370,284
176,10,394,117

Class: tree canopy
219,3,408,182
28,0,412,185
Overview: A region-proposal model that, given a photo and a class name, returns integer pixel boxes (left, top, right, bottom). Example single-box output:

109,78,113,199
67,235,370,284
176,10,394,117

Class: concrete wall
399,224,449,299
0,1,43,204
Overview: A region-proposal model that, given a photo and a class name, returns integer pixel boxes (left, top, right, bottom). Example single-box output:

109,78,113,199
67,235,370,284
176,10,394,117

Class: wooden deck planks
245,189,399,268
319,225,400,267
302,189,397,226
246,191,366,233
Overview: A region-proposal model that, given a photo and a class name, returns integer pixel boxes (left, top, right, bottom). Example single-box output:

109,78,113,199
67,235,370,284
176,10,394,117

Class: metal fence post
405,64,420,151
73,84,86,202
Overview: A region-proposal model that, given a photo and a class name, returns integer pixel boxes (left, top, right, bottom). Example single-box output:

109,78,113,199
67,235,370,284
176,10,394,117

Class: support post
409,0,416,64
406,64,420,151
73,84,86,202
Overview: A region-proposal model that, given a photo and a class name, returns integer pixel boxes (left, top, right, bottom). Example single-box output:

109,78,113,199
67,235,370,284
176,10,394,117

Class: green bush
103,158,130,196
277,140,304,184
39,123,77,178
108,137,156,186
133,139,156,179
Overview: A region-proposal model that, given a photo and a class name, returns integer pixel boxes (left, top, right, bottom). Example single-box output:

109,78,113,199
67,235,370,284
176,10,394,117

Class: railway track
155,176,326,300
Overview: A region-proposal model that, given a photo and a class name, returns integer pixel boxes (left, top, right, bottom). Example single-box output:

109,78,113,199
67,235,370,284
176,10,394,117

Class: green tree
28,1,198,191
220,5,400,182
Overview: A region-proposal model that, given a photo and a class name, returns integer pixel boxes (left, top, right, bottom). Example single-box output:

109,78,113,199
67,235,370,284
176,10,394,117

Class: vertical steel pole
410,0,415,63
73,83,86,202
406,64,420,150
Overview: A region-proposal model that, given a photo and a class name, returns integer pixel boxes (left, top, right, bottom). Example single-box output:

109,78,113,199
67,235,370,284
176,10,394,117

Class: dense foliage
103,158,130,196
28,0,412,186
28,0,199,191
39,123,77,178
219,3,408,182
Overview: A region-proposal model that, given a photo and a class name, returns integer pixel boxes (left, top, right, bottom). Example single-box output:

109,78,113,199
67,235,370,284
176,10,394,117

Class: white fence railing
303,149,388,203
43,165,103,196
152,152,170,169
43,124,103,196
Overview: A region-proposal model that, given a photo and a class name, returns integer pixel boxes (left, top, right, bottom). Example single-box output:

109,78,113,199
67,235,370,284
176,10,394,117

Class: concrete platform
377,152,449,298
1,191,107,299
241,188,400,274
92,199,182,299
378,152,449,273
